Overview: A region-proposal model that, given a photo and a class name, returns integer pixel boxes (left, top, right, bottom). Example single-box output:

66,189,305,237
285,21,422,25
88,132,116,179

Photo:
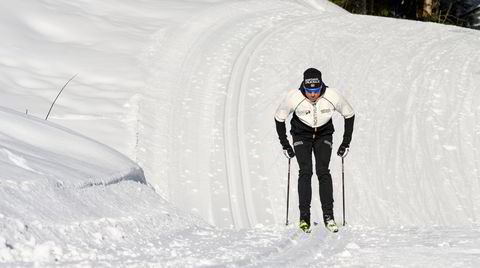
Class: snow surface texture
1,0,480,266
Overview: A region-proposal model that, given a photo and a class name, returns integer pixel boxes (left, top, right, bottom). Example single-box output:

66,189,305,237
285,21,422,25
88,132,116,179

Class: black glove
337,144,349,158
283,145,295,159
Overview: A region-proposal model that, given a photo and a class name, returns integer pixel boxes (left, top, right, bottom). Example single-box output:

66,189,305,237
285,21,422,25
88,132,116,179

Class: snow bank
0,106,141,263
0,106,207,265
0,106,144,188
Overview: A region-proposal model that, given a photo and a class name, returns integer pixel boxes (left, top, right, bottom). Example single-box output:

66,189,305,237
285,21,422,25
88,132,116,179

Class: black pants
293,135,334,225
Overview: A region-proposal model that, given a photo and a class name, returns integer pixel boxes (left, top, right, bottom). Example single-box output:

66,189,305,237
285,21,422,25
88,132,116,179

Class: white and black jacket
274,87,355,149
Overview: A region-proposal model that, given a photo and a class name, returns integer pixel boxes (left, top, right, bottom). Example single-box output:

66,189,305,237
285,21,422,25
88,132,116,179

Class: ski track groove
172,9,248,226
216,5,292,228
149,3,293,226
157,2,310,227
223,13,302,229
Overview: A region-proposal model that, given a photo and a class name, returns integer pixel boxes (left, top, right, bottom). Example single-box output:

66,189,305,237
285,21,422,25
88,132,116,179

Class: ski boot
299,220,311,233
324,215,339,233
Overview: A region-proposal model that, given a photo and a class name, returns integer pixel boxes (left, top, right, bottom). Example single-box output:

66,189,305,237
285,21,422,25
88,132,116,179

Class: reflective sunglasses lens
305,87,321,93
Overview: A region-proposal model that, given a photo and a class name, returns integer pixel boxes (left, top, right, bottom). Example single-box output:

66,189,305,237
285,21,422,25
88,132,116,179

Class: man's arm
275,119,290,149
275,118,295,158
331,89,355,156
342,115,355,147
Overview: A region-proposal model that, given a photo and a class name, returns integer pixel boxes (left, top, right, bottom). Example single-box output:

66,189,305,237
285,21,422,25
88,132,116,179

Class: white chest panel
295,98,335,127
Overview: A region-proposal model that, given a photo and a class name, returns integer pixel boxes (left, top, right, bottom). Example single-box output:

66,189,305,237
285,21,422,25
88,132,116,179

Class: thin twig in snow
45,74,78,121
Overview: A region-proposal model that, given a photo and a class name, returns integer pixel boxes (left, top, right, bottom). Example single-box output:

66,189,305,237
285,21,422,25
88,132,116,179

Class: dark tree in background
329,0,480,29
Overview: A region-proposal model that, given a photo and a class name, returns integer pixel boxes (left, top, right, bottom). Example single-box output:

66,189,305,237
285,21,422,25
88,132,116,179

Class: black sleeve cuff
342,115,355,146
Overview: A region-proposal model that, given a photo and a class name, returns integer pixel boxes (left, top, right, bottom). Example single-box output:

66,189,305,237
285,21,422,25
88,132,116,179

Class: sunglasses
303,85,321,94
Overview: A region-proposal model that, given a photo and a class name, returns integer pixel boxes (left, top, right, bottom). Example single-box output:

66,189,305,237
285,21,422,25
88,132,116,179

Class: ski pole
342,156,346,226
286,158,291,226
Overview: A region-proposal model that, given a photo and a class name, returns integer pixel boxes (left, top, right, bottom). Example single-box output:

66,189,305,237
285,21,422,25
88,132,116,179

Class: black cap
303,68,322,89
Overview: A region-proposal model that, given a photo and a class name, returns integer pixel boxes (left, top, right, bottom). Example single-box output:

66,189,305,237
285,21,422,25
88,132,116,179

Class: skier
274,68,355,233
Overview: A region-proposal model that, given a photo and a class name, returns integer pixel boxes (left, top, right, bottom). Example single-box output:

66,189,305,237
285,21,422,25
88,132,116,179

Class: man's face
306,91,321,102
304,81,322,102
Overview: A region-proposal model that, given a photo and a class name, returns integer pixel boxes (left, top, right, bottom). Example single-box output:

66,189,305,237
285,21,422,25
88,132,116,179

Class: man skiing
274,68,355,233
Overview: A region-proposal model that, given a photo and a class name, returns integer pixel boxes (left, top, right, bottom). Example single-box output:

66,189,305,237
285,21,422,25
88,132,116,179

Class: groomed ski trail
136,1,480,266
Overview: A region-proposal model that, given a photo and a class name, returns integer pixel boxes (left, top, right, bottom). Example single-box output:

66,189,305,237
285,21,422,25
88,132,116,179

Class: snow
1,0,480,266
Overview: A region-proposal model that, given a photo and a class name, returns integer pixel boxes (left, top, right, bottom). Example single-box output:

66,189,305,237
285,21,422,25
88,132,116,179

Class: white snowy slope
1,0,480,267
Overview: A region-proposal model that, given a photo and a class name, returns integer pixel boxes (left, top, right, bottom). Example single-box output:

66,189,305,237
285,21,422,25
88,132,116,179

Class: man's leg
293,138,313,226
313,136,334,220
